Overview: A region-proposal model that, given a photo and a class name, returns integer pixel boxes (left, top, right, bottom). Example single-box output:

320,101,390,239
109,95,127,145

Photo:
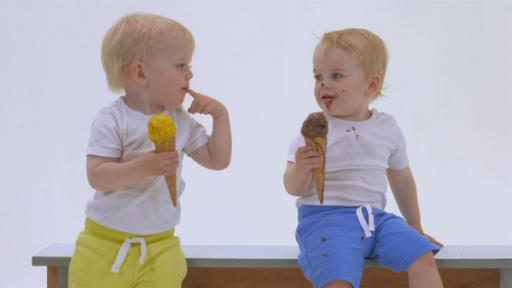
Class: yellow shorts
68,218,187,288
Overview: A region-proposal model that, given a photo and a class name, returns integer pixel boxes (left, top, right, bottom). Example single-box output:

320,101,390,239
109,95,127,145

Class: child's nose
186,70,193,80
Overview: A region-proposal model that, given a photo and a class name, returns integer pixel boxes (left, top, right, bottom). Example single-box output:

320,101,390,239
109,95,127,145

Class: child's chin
318,103,334,114
322,106,344,117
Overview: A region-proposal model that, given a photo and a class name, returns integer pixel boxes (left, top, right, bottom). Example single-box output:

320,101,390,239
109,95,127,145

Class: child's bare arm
388,167,444,247
387,167,423,231
283,146,322,196
87,151,179,191
186,89,231,170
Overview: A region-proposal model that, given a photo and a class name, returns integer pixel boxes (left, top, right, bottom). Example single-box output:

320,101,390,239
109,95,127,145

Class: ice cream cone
301,112,328,204
148,114,178,207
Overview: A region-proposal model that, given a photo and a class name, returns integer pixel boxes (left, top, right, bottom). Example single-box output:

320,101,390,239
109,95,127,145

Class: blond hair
320,28,387,97
101,13,195,92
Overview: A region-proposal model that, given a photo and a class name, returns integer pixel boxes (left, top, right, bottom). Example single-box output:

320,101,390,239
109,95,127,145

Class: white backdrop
1,0,511,287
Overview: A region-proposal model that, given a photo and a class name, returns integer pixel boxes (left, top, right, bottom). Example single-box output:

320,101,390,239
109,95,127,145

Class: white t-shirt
287,109,409,209
85,97,209,235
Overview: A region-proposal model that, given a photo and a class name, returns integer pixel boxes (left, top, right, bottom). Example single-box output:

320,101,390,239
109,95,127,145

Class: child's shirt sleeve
86,109,122,158
388,119,409,170
178,109,209,155
287,134,305,163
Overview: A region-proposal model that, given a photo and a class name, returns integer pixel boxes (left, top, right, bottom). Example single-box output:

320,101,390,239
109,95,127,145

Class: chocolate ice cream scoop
301,112,328,138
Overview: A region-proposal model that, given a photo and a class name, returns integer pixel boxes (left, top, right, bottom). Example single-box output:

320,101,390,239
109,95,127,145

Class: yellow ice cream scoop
147,113,178,207
148,113,176,142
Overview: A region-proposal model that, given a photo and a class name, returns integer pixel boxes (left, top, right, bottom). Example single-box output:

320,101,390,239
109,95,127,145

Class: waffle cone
304,137,326,204
153,137,177,207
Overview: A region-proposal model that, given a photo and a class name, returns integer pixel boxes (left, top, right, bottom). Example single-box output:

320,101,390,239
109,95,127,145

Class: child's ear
130,61,149,87
365,74,381,98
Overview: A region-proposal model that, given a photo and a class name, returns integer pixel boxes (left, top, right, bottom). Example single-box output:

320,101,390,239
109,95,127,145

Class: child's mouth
321,94,337,109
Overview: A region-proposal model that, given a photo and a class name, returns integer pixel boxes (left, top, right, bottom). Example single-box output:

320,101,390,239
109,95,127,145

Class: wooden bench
32,244,512,288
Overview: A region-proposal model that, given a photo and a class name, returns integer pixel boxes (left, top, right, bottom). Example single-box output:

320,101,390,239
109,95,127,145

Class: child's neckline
326,109,377,125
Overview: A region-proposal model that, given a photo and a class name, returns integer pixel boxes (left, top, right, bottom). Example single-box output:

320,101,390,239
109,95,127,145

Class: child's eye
314,74,322,81
332,73,343,80
177,63,191,70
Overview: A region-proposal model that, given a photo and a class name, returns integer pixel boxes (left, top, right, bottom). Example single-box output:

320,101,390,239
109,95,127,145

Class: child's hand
295,146,323,172
423,233,444,248
134,151,180,177
186,89,227,120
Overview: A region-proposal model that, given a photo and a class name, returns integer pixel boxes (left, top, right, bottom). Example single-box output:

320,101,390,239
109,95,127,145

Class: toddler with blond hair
284,28,443,288
68,13,231,288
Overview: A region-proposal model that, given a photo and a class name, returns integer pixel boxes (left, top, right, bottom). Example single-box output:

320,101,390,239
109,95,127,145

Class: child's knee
324,280,352,288
407,251,437,274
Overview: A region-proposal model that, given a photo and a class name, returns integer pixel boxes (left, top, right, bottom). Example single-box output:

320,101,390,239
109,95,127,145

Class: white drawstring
111,237,147,273
356,204,375,238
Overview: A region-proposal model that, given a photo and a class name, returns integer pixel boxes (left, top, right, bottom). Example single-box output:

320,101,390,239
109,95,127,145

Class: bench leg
501,269,512,288
47,267,69,288
48,267,57,288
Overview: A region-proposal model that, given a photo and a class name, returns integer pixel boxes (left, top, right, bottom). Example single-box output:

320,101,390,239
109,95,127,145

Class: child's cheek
314,85,322,98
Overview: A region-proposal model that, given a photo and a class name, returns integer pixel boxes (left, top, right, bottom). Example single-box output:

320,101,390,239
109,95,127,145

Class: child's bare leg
324,280,352,288
407,252,443,288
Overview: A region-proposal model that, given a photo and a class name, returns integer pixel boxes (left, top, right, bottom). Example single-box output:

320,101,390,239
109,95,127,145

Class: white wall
1,0,511,287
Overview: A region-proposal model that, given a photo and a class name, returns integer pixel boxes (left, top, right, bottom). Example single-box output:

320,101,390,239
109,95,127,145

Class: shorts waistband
84,218,175,244
298,205,383,219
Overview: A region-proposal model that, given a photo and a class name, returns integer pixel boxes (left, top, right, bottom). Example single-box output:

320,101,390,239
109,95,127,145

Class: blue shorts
296,205,440,288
